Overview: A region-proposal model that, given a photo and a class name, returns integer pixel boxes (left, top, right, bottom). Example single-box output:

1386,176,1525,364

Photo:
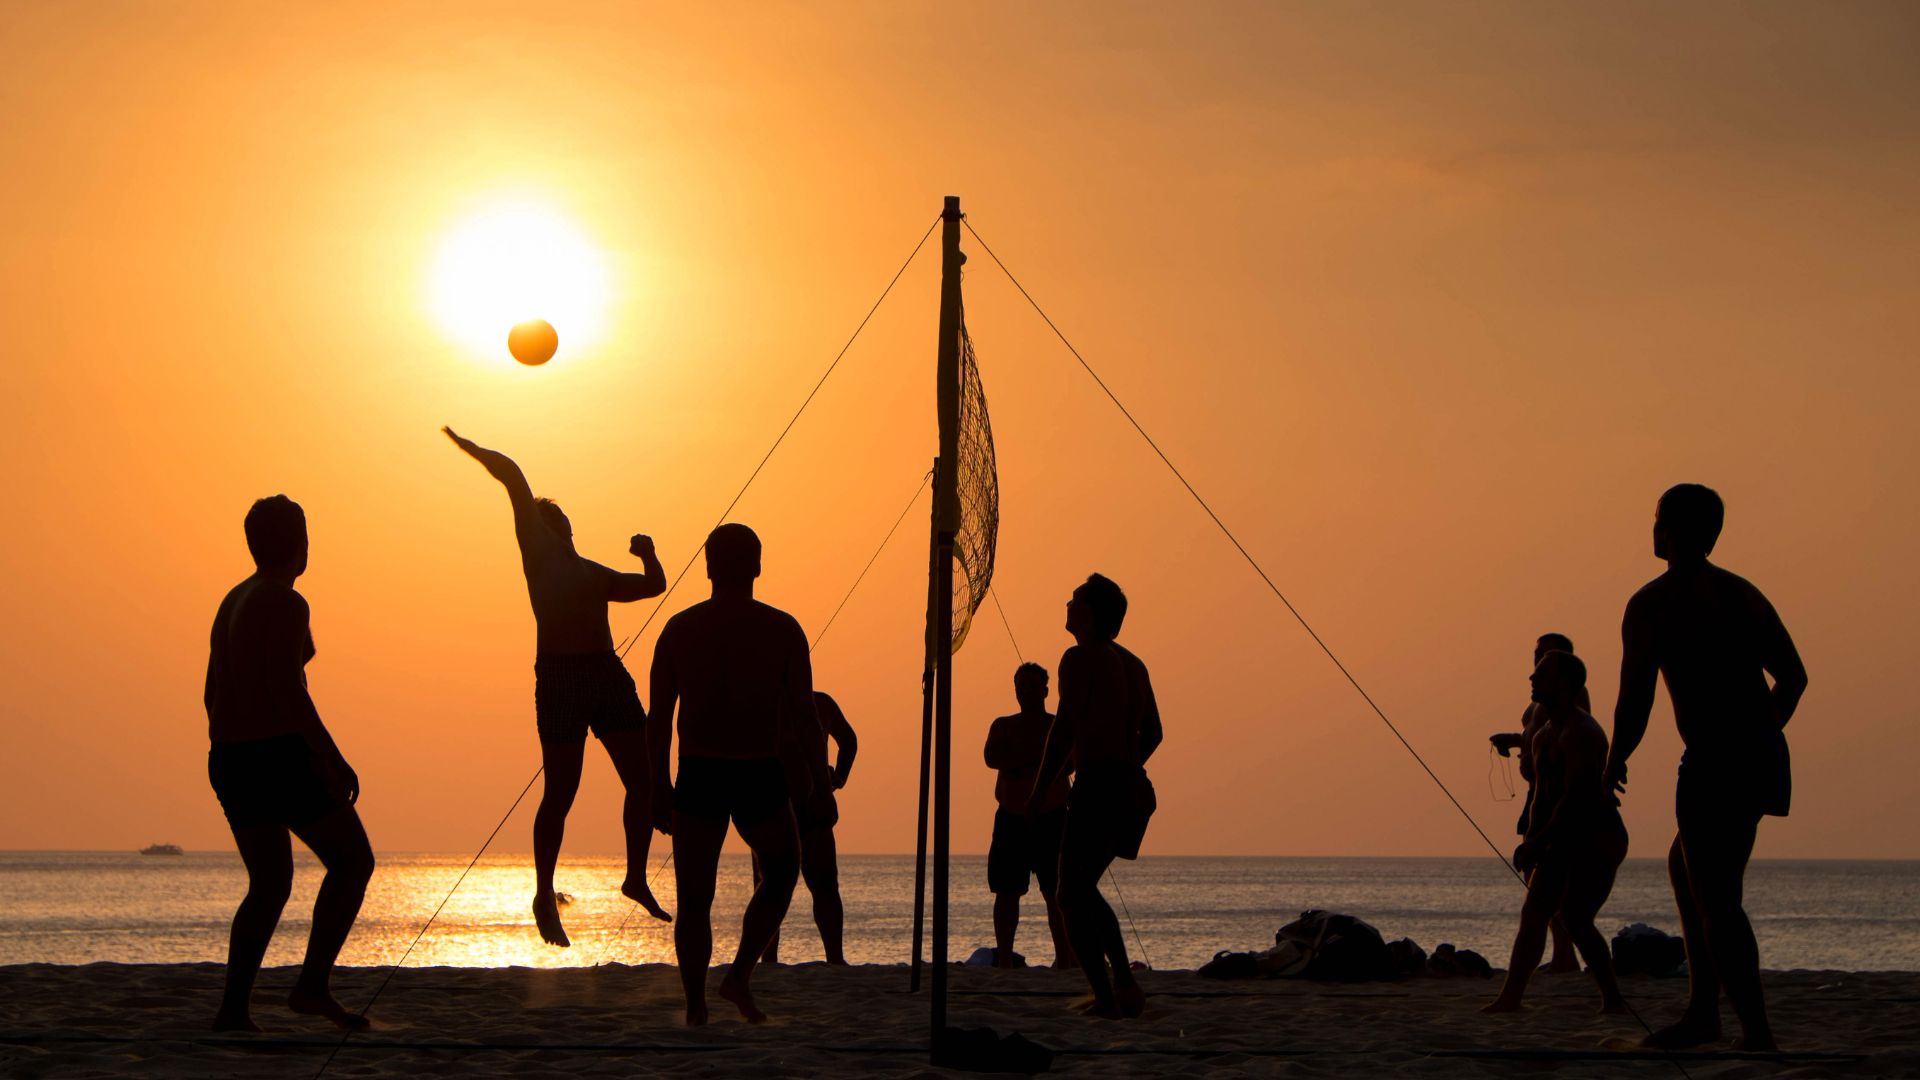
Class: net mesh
950,303,999,652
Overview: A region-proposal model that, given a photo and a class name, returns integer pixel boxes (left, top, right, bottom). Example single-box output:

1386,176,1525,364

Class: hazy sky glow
2,2,1916,860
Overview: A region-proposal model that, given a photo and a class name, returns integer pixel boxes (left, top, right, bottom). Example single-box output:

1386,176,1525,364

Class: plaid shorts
533,651,646,743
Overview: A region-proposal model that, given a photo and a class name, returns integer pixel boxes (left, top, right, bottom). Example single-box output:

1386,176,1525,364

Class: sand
0,962,1906,1078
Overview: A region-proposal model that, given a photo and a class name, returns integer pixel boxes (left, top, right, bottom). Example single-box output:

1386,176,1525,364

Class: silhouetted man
445,427,669,946
757,689,857,965
1489,632,1590,974
1032,574,1162,1019
1609,484,1806,1051
985,662,1073,969
1484,650,1628,1015
205,496,374,1032
649,523,816,1024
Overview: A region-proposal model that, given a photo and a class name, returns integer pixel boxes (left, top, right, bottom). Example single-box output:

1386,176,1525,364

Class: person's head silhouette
1654,483,1723,563
1066,573,1127,643
244,495,307,577
533,497,573,543
1529,649,1587,708
1013,662,1049,710
706,523,762,589
1533,632,1573,666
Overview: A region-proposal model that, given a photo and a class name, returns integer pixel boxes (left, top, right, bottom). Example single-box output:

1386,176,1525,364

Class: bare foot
211,1011,261,1033
1115,980,1146,1019
1730,1033,1779,1053
1071,994,1121,1019
621,877,672,922
685,1002,709,1027
287,990,371,1032
1640,1016,1721,1049
1481,998,1524,1014
1600,998,1630,1015
717,973,767,1023
533,891,571,947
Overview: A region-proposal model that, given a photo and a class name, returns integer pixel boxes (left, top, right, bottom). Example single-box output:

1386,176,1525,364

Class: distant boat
139,843,184,856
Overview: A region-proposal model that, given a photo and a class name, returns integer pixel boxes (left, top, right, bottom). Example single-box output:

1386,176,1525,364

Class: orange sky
3,2,1916,860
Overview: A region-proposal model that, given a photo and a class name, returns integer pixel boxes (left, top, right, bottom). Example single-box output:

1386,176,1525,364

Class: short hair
244,495,306,567
1658,483,1724,558
706,523,762,582
1075,573,1128,638
533,497,571,538
1537,649,1587,690
1536,632,1574,655
1014,662,1049,693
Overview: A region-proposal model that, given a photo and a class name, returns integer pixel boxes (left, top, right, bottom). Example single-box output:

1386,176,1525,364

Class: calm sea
2,852,1915,972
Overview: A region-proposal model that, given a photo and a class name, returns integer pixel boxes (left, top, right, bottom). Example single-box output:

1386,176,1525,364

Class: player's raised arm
443,427,549,558
608,533,667,602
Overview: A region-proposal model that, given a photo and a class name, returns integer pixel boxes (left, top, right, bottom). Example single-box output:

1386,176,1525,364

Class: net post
909,456,939,993
930,194,963,1056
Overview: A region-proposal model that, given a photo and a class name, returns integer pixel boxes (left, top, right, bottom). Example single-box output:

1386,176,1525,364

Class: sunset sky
3,2,1915,862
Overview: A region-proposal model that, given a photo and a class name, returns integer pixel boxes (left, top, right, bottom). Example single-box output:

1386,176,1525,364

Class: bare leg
1686,812,1774,1050
213,824,293,1032
1041,887,1078,969
993,892,1022,967
1059,827,1137,1019
285,806,375,1030
750,850,781,964
1546,913,1581,972
1559,830,1628,1014
720,807,800,1022
1485,861,1568,1013
601,730,670,922
1642,831,1723,1048
531,739,585,947
670,810,728,1026
800,826,847,965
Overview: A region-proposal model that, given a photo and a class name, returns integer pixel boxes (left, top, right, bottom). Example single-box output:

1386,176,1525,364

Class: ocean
3,852,1916,972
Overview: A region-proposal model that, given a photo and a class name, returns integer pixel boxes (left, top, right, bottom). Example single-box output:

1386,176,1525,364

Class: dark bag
1275,910,1397,982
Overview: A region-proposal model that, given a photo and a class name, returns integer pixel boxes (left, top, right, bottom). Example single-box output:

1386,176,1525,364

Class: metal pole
909,457,939,992
930,194,963,1052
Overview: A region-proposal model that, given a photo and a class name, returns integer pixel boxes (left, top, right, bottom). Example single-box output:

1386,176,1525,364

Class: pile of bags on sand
1199,910,1493,982
1611,922,1687,976
1199,911,1690,982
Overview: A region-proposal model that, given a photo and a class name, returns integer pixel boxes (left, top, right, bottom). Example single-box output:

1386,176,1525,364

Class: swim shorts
1066,764,1156,861
988,806,1068,896
533,651,646,744
208,734,343,832
674,756,790,828
1677,729,1791,822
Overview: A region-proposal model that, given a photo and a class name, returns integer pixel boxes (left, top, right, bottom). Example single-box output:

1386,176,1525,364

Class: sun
429,199,610,360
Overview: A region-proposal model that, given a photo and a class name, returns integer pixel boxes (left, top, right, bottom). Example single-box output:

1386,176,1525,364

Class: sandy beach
0,962,1903,1078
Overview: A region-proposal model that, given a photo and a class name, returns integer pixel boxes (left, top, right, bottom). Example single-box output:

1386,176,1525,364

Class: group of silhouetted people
205,453,1797,1047
1481,483,1805,1051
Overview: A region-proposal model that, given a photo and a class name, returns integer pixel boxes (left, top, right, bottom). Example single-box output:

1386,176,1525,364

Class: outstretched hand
443,426,480,456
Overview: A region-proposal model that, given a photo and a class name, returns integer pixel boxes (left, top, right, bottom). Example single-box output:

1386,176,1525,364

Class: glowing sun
429,200,609,360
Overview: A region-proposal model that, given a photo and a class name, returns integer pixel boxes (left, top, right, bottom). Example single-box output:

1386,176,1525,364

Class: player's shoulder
1707,564,1770,604
753,600,807,637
